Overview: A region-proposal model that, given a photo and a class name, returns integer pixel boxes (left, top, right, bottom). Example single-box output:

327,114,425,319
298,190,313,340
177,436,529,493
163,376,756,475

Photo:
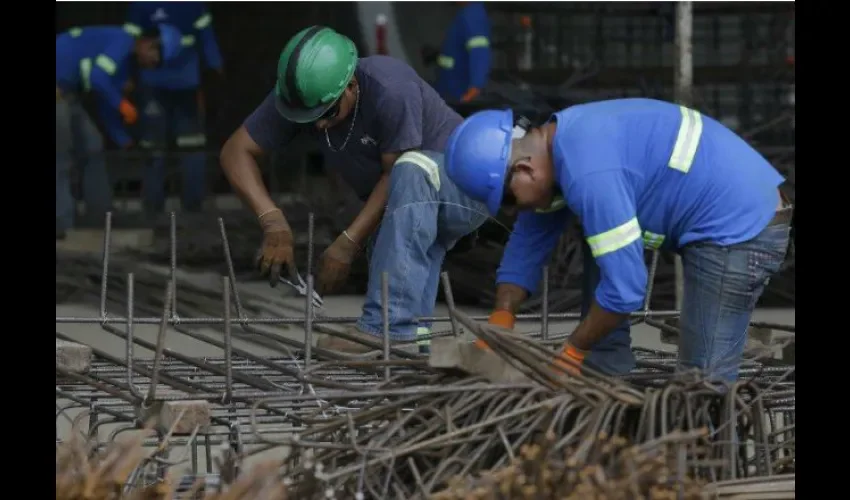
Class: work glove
475,310,516,350
553,341,587,377
460,87,481,103
317,232,361,294
119,99,139,125
255,208,298,287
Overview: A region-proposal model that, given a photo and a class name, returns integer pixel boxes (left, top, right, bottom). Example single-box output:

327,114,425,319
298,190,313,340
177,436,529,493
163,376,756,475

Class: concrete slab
56,339,92,373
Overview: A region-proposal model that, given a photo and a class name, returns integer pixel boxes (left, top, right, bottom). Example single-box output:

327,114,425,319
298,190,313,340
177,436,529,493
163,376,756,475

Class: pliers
279,272,324,310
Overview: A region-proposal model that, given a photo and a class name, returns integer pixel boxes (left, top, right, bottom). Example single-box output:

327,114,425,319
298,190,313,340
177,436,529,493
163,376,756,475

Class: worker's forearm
345,173,390,245
569,300,628,351
493,283,528,314
220,146,278,216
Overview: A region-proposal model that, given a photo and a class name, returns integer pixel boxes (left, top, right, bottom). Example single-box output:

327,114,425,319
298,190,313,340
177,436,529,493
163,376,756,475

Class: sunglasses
317,98,342,122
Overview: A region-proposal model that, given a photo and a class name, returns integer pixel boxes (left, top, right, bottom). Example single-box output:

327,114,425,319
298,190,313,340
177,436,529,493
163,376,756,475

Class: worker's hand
119,99,139,125
255,208,298,287
460,87,481,103
553,342,588,377
475,309,516,350
317,232,361,294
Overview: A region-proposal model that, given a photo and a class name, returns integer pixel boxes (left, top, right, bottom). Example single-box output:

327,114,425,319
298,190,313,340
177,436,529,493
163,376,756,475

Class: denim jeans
356,151,490,341
137,87,206,214
676,222,790,382
56,96,113,232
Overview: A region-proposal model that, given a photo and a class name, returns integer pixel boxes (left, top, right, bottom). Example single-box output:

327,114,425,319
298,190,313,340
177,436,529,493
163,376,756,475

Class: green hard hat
274,26,359,123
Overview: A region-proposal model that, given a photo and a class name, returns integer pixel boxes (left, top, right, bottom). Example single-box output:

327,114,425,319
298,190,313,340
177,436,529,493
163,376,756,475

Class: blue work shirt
434,2,492,101
56,26,135,147
125,1,223,90
498,98,785,314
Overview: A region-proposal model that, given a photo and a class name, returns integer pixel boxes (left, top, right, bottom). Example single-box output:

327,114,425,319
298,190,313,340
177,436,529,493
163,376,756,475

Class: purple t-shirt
244,55,463,200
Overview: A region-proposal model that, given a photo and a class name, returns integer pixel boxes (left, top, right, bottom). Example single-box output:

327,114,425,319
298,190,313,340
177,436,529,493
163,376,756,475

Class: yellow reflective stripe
669,106,703,173
69,27,83,37
176,133,207,148
181,35,196,46
642,231,665,250
586,217,641,258
466,36,490,50
194,12,213,30
79,58,92,91
95,55,117,75
123,23,142,36
535,195,567,213
437,55,454,69
396,151,441,191
416,327,431,346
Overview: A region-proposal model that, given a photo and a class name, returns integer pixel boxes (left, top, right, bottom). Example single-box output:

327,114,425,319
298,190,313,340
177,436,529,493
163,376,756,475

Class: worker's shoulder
357,56,421,90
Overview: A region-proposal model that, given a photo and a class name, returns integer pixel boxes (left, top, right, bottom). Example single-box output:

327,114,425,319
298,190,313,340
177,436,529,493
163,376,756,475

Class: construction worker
56,24,183,239
124,2,225,216
434,2,492,103
444,99,791,382
220,26,488,354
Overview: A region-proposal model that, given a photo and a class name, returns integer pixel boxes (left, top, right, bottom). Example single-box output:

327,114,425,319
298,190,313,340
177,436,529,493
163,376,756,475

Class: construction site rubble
56,213,795,499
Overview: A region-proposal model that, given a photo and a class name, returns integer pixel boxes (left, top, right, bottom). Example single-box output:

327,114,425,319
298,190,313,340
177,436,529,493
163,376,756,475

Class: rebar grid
56,212,795,498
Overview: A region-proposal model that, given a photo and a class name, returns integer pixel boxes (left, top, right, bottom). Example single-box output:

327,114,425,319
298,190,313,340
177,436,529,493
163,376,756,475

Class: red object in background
375,14,388,55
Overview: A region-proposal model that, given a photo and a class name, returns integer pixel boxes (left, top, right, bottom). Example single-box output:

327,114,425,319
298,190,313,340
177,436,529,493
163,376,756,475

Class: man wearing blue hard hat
444,99,792,382
56,24,184,239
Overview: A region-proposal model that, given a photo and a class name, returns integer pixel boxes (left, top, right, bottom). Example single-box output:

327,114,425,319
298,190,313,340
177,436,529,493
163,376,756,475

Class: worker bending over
125,1,225,216
220,27,488,354
445,99,791,382
434,1,492,103
56,24,183,239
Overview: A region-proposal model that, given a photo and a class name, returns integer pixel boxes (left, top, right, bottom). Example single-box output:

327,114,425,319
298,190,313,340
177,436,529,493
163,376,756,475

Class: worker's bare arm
345,152,401,245
220,126,278,216
493,283,528,314
568,301,628,351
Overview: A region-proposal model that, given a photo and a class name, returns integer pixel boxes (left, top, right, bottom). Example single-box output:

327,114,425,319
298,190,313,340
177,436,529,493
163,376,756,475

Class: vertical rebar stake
382,271,391,382
145,280,174,405
99,212,113,322
169,212,178,321
304,213,315,374
222,276,233,403
440,272,460,337
542,266,550,341
125,273,143,402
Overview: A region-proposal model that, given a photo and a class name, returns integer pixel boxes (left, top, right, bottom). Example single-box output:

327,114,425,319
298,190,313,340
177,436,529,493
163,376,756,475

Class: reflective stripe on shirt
587,217,642,258
669,105,703,173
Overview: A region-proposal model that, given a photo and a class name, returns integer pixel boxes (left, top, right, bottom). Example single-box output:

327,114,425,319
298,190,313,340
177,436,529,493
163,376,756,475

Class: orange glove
119,99,139,125
460,87,481,103
553,342,587,377
475,310,516,350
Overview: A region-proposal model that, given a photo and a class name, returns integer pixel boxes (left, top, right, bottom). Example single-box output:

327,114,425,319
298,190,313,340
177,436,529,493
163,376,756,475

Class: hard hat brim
274,92,337,124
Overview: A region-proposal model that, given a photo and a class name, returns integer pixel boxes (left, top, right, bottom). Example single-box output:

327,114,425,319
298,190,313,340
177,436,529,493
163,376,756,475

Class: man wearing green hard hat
220,26,489,354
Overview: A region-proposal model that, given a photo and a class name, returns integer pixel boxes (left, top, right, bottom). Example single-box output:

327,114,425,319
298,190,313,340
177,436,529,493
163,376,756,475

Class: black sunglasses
318,98,342,122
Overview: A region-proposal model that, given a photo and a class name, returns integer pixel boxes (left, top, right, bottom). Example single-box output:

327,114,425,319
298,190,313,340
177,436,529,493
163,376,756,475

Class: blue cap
157,24,183,64
445,109,515,216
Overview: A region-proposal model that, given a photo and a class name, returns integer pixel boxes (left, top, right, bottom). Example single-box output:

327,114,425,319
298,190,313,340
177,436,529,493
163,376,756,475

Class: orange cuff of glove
460,87,481,103
119,99,138,125
475,310,516,350
554,342,587,374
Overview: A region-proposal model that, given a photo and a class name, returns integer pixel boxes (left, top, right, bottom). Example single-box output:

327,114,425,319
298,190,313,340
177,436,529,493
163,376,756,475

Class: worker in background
444,99,791,382
124,1,225,217
56,24,183,240
220,26,488,355
433,2,492,103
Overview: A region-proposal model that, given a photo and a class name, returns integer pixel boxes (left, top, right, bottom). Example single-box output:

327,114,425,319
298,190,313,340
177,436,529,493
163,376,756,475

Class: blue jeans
677,222,790,382
56,96,113,232
137,87,206,213
356,151,490,341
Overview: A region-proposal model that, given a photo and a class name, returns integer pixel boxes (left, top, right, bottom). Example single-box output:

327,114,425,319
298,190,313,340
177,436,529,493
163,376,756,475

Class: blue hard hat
157,24,183,64
445,109,515,216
